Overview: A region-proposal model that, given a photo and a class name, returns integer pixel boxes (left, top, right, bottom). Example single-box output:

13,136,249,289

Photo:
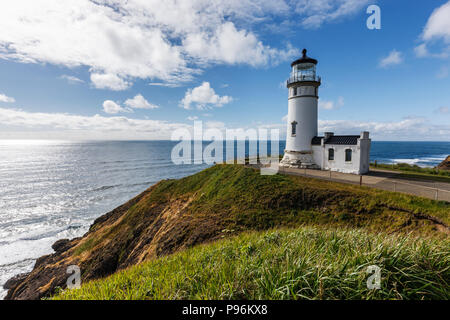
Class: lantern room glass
291,63,316,81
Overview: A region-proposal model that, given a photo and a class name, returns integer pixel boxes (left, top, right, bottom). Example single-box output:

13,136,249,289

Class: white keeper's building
280,49,371,175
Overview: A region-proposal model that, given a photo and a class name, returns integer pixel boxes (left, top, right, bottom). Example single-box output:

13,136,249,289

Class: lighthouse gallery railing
287,75,321,85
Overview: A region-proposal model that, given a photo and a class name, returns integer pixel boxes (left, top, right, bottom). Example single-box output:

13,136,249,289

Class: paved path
275,166,450,202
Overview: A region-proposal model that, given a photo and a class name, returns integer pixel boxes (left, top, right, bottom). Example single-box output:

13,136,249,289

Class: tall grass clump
52,226,449,300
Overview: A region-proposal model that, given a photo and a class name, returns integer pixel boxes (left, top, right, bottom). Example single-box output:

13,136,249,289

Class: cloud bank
0,0,372,90
0,107,189,140
0,107,448,141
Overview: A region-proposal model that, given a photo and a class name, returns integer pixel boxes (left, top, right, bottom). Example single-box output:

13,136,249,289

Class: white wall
312,145,323,167
322,144,360,174
285,91,318,152
359,138,371,174
312,141,370,174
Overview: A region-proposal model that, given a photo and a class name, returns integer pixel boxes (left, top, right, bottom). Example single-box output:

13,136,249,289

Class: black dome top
291,49,318,67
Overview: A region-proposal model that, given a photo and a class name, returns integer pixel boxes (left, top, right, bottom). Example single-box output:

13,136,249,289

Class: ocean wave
0,258,36,268
390,156,445,167
392,158,422,164
127,181,156,188
92,185,120,192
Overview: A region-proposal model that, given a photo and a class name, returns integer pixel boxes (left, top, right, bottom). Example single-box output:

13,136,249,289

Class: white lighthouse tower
281,49,321,168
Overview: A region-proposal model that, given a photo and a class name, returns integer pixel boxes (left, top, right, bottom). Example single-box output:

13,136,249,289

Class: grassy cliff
5,165,449,300
52,227,449,300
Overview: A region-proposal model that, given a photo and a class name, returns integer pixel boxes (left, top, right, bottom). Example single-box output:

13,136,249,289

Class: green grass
156,165,450,227
72,164,450,262
40,165,448,301
52,226,450,300
371,162,450,183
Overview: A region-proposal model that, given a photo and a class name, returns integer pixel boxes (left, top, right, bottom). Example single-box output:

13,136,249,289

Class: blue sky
0,0,449,140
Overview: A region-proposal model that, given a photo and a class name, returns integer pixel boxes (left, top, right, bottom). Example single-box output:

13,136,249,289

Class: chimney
360,131,369,139
324,132,334,139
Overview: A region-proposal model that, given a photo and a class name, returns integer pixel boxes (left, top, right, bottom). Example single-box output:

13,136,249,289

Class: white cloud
91,73,131,91
0,107,189,140
435,106,449,114
102,100,129,114
0,93,15,103
0,0,303,90
421,1,450,43
319,96,344,110
379,50,403,68
414,43,449,59
187,116,199,121
60,75,84,84
416,1,450,58
183,22,298,66
414,43,429,58
294,0,371,29
319,101,334,110
180,82,233,110
124,94,159,110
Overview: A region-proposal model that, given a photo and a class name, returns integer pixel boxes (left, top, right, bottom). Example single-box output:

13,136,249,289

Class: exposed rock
437,156,450,170
52,239,71,253
4,185,157,300
3,273,29,290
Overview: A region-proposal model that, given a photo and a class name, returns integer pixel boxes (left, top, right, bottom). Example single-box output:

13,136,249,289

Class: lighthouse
280,49,371,174
281,49,321,168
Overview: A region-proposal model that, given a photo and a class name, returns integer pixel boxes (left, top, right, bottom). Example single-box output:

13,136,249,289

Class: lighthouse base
280,150,319,169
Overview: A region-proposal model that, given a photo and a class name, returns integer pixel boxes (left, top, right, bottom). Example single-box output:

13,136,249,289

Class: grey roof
311,135,360,145
311,136,323,145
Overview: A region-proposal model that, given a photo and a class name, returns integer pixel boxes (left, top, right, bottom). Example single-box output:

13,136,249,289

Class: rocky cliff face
4,183,209,300
437,156,450,170
5,165,448,300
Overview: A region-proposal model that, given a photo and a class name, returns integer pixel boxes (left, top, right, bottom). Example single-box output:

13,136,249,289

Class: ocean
0,140,449,298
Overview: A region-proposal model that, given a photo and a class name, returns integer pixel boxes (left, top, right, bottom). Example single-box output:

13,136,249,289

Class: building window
328,148,334,161
291,121,297,136
293,87,297,96
345,149,352,162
